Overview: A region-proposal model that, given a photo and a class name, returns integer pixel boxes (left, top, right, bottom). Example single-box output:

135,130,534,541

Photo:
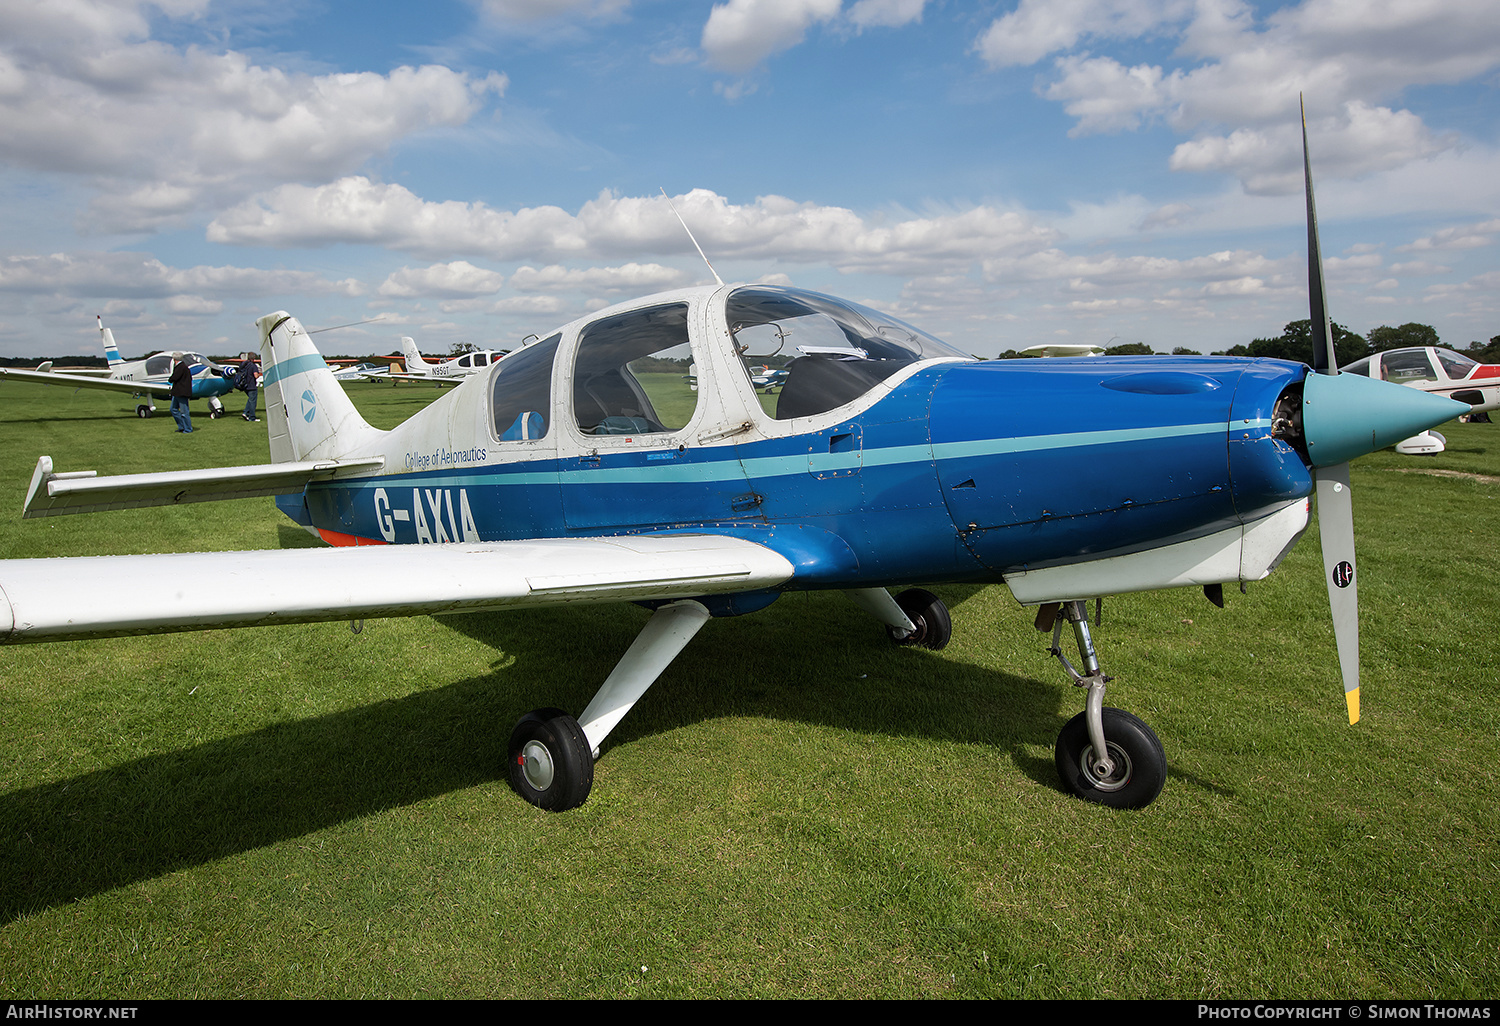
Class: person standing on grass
168,352,193,433
235,351,260,422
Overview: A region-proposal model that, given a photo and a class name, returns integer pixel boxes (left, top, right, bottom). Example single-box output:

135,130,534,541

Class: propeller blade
1302,96,1336,376
1303,95,1358,722
1314,463,1360,723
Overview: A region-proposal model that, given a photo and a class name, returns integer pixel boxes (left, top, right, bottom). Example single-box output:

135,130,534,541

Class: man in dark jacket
235,353,260,422
168,352,193,433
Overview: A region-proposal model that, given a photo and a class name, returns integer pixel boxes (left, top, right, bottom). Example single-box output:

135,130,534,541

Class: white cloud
980,247,1297,295
210,182,1064,276
1044,55,1167,135
701,0,842,73
983,0,1500,191
508,263,689,293
0,1,505,231
1170,102,1453,193
164,294,223,315
0,251,363,298
379,261,507,299
974,0,1192,69
1398,218,1500,253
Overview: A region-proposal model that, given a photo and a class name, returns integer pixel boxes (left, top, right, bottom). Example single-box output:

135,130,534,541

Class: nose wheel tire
507,708,594,812
1055,707,1166,809
885,587,952,650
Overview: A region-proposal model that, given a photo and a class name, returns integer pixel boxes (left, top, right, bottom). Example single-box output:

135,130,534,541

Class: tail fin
257,311,384,463
400,336,434,374
97,316,123,368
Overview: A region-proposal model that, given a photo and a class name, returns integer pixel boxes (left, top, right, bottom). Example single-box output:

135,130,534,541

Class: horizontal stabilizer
0,534,795,643
22,455,386,518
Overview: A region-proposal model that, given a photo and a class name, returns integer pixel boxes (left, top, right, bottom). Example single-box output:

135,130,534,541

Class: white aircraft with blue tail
0,316,238,418
0,115,1466,813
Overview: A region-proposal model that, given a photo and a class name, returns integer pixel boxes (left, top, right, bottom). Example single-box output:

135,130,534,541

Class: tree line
992,322,1499,363
1210,321,1500,365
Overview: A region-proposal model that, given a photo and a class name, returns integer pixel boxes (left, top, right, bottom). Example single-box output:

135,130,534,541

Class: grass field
1,377,1496,999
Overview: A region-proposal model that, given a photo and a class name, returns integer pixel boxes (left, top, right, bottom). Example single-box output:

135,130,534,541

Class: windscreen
724,286,969,420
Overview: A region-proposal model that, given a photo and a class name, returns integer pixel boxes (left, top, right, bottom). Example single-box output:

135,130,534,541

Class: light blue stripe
264,354,329,387
932,421,1225,460
318,421,1234,493
325,421,1236,492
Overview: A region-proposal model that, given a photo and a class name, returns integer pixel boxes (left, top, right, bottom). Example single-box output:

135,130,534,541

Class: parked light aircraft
0,316,238,418
0,117,1468,813
371,337,508,385
331,362,390,382
1339,347,1499,454
1340,346,1500,411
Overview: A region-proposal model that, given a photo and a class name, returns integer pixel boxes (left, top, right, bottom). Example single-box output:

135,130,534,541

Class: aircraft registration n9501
0,122,1468,813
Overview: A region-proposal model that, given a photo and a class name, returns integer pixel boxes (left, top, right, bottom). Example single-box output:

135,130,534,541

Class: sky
0,0,1496,361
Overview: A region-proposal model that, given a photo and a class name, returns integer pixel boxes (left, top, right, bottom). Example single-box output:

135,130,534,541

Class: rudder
400,336,434,374
97,316,123,368
257,311,383,463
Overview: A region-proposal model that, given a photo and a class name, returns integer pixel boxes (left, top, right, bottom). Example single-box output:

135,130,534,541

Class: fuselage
1341,346,1500,413
110,351,236,400
279,285,1321,596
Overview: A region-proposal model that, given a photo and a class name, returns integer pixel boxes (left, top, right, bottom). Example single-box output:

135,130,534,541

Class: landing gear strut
1040,600,1167,809
507,600,713,812
846,587,952,651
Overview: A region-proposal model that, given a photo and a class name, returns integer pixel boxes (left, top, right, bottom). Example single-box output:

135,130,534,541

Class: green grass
1,379,1497,998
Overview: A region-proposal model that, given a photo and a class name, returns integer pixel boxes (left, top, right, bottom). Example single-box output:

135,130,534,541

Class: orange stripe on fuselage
316,528,387,547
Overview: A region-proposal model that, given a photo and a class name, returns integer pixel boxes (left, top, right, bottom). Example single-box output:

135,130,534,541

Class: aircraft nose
1300,372,1468,468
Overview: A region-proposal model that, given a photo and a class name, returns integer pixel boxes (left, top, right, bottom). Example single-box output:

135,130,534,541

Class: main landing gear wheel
507,707,594,812
136,404,151,418
1054,707,1166,809
886,588,952,650
209,408,224,419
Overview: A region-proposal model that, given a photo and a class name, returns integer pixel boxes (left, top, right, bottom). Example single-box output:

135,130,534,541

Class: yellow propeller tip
1346,686,1360,724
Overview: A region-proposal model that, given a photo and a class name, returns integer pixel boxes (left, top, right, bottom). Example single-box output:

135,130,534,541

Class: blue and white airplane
0,121,1466,813
0,316,238,418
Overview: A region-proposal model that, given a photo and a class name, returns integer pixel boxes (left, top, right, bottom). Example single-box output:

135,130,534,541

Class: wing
0,367,169,395
23,455,386,518
372,371,461,386
0,534,795,643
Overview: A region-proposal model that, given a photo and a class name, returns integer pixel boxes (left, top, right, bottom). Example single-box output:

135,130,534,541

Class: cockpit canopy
1342,347,1478,383
144,352,221,376
489,284,971,442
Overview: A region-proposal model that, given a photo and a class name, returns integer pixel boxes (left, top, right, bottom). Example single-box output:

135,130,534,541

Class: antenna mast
660,188,724,286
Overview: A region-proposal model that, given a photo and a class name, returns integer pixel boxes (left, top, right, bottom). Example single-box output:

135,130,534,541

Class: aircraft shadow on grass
0,587,1176,924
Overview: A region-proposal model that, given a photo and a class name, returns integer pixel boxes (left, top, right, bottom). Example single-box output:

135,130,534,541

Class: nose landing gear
1038,599,1167,809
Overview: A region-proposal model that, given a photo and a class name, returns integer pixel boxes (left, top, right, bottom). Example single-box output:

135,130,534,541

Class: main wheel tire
1054,707,1166,809
136,405,151,419
507,707,594,812
209,408,223,419
886,587,952,650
